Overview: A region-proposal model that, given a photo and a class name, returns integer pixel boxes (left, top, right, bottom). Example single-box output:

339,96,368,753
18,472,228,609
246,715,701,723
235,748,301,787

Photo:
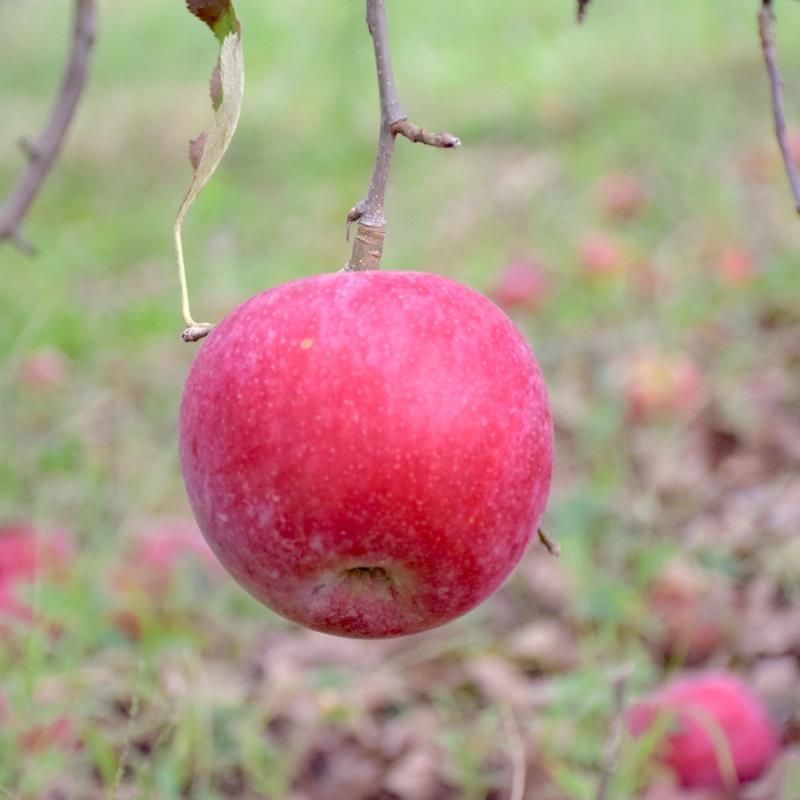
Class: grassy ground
1,0,800,797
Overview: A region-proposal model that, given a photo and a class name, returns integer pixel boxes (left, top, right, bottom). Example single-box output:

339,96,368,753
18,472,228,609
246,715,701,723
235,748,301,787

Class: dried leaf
186,0,239,41
175,7,244,333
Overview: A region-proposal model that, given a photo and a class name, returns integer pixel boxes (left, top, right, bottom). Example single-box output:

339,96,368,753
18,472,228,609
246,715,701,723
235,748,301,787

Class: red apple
17,347,69,391
113,516,220,598
0,522,71,623
578,232,627,278
598,172,648,219
180,271,553,638
20,716,76,754
714,246,757,287
626,672,779,790
490,258,549,312
646,559,730,666
623,350,705,422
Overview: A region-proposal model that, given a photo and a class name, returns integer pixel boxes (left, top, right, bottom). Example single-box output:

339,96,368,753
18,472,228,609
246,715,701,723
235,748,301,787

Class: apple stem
0,0,97,253
759,0,800,216
345,0,461,272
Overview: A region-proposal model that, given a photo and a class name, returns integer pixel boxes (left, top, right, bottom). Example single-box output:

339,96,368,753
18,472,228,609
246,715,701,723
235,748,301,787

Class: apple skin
180,271,553,638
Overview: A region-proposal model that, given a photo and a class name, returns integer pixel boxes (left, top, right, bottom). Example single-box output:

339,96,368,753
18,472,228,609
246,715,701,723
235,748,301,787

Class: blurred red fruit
579,232,627,278
114,517,220,598
714,247,757,286
0,523,71,623
647,559,730,666
626,672,779,790
490,258,549,311
17,348,69,390
20,716,76,754
624,351,705,422
599,172,648,219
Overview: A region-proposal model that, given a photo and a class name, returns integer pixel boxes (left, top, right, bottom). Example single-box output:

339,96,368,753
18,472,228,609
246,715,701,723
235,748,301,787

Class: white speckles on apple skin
179,270,553,639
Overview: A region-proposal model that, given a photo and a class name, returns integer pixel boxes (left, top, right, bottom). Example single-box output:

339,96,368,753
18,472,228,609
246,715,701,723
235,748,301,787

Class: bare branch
392,120,460,149
595,667,633,800
0,0,97,250
345,0,460,272
759,0,800,216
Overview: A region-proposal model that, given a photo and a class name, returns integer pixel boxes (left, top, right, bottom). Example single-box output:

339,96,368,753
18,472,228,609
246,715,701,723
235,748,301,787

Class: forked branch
345,0,460,272
759,0,800,215
0,0,97,251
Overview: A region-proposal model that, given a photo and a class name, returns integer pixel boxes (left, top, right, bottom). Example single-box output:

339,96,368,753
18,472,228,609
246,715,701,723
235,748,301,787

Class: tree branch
0,0,97,251
759,0,800,216
577,0,593,24
345,0,460,272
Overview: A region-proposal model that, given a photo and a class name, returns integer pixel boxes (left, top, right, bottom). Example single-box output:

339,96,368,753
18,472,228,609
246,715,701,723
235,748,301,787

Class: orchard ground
1,0,800,797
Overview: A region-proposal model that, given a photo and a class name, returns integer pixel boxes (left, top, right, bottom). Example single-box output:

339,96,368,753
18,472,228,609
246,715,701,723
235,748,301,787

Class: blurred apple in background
20,716,76,755
116,516,220,595
16,347,70,391
598,171,648,220
579,232,628,279
180,271,553,638
623,349,705,422
490,257,550,312
713,246,757,287
646,558,732,666
626,672,779,791
0,522,71,624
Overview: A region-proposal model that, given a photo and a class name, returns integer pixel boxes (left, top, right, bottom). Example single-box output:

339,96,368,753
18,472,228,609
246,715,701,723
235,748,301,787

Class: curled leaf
175,6,244,340
189,133,207,171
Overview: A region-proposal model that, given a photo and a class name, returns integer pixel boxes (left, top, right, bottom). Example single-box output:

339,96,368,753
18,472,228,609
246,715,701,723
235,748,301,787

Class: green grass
1,0,800,797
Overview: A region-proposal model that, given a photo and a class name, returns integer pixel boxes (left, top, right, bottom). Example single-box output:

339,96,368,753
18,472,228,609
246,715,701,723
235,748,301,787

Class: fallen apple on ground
180,271,553,638
626,671,779,791
489,257,550,312
0,522,71,625
623,349,705,422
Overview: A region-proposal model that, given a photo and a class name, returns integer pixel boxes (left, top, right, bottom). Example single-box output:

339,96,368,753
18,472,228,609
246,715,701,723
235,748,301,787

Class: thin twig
392,120,460,149
577,0,593,24
595,666,632,800
0,0,97,250
537,527,561,557
759,0,800,215
502,703,527,800
345,0,460,271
